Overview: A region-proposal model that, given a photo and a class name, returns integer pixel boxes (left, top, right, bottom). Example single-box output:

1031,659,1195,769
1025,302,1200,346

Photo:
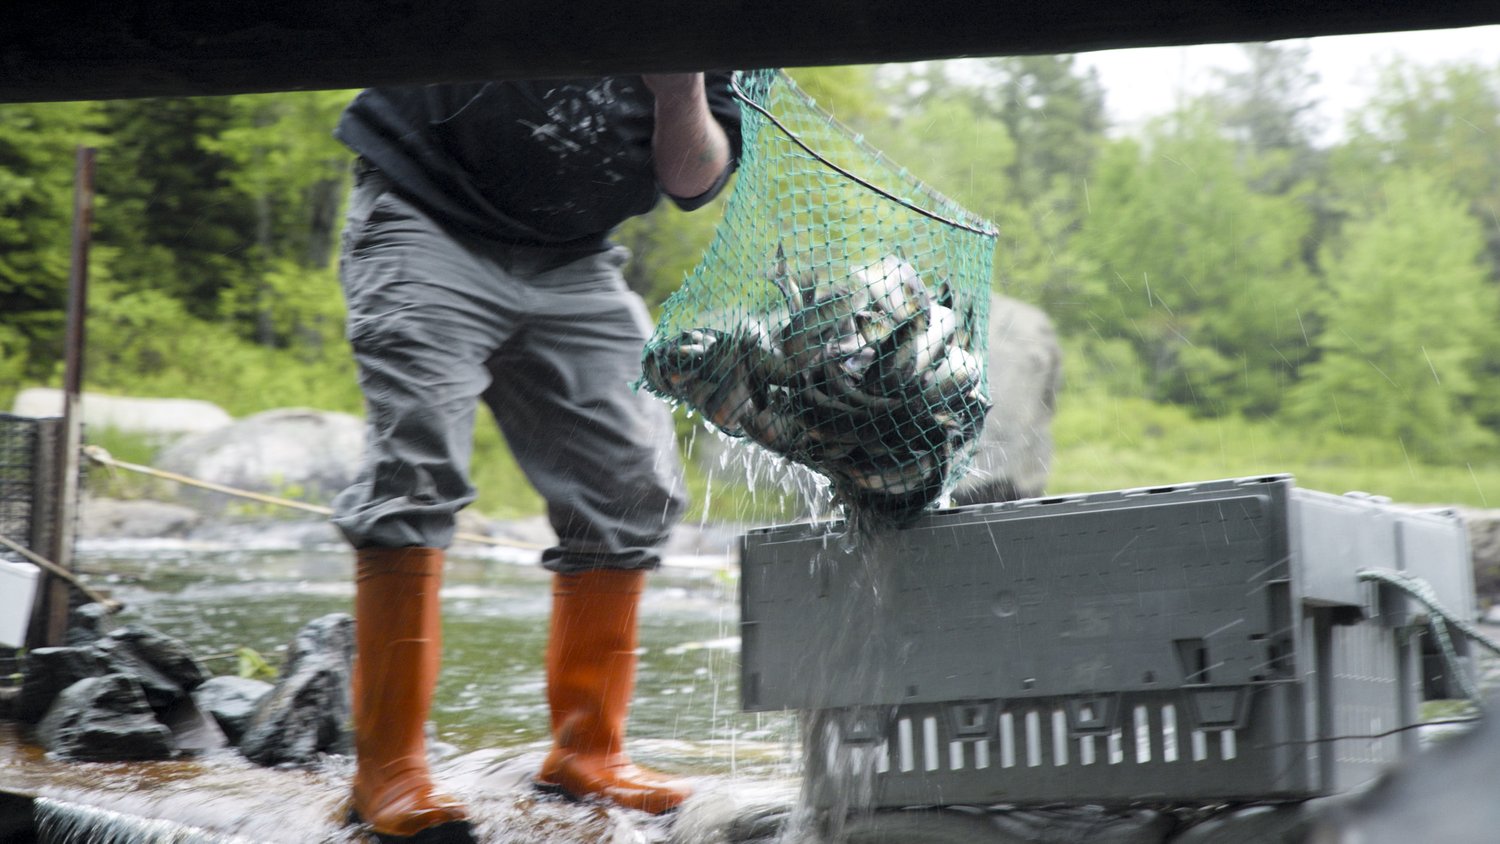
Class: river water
80,540,798,782
0,540,806,842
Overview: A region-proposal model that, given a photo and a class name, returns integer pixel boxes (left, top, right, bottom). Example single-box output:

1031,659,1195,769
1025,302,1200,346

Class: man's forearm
646,74,732,201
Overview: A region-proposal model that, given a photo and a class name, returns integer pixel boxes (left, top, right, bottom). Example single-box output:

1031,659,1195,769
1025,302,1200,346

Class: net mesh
642,69,998,525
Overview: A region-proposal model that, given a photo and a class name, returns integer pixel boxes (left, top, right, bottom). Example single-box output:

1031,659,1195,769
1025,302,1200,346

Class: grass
1051,388,1500,508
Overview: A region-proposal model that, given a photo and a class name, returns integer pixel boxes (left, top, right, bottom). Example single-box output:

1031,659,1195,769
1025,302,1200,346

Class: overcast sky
1073,24,1500,140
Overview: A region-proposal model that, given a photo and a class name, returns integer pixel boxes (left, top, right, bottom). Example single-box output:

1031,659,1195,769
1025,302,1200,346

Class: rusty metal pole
39,146,95,646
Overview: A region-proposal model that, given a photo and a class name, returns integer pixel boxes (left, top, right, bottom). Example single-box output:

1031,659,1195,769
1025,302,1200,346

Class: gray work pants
331,165,686,572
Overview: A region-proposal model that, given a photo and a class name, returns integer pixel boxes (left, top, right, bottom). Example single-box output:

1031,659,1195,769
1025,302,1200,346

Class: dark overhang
5,1,1500,102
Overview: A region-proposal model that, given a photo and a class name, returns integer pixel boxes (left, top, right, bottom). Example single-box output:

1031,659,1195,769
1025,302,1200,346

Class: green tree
1337,59,1500,266
94,98,260,320
199,91,354,347
1209,42,1324,193
1073,108,1313,414
0,101,100,389
1289,169,1495,461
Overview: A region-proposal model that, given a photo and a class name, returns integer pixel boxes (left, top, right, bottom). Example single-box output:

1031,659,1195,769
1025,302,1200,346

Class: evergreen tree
0,101,99,389
1289,169,1495,461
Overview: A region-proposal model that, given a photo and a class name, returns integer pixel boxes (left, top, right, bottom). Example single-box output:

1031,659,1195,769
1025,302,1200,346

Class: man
332,73,741,842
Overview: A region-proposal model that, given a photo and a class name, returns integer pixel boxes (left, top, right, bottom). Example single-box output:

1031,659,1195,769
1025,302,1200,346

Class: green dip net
642,69,999,525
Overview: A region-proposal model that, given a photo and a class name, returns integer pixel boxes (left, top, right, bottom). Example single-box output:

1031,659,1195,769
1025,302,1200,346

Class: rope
82,445,548,551
0,531,123,613
1357,567,1500,705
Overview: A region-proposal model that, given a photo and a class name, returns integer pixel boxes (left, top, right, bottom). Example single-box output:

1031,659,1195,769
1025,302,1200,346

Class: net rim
731,70,1000,240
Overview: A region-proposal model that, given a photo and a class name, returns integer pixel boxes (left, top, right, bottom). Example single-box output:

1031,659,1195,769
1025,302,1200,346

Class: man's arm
643,73,732,202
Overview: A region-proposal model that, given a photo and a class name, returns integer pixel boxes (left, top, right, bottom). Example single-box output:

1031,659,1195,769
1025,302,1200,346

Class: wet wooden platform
0,723,801,843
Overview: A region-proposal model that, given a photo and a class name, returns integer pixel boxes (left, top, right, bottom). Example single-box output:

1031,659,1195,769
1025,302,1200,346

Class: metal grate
0,413,40,565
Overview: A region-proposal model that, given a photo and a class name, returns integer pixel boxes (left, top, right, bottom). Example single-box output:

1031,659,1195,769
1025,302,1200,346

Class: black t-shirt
335,74,743,250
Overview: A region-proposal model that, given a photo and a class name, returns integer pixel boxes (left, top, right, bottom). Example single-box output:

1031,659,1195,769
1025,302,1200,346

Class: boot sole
347,808,477,844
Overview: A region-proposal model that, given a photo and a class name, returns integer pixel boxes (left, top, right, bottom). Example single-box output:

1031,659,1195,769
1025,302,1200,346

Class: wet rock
18,624,207,723
1173,803,1322,843
158,694,229,753
840,808,1021,844
193,675,274,745
64,602,116,646
156,408,364,511
100,625,208,694
950,294,1062,505
16,646,103,723
988,806,1173,843
36,673,176,761
92,629,198,713
238,613,355,766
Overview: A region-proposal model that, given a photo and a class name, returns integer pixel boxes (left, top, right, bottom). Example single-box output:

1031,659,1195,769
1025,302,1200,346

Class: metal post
36,146,95,647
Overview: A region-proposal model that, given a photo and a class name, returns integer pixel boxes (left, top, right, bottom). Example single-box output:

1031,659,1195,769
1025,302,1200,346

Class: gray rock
988,807,1172,843
157,695,229,754
11,388,232,444
91,629,197,713
36,674,176,761
101,624,208,694
16,646,103,723
1172,803,1322,843
238,613,355,766
17,624,206,722
950,294,1062,505
65,602,116,645
1459,507,1500,604
78,496,203,540
193,675,274,745
156,408,364,510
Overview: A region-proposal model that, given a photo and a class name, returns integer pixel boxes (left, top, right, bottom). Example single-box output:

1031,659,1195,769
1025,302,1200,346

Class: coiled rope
1358,567,1500,705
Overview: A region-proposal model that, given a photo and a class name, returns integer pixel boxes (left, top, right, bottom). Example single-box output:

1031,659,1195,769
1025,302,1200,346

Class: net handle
731,71,999,239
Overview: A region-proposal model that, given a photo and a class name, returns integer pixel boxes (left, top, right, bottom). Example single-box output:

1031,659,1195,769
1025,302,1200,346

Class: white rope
82,444,548,551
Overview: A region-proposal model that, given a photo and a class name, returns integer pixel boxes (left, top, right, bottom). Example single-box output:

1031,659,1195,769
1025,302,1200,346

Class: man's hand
642,73,731,202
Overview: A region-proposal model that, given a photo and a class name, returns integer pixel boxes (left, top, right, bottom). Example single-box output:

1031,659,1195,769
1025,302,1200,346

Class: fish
919,346,983,409
856,255,930,326
649,246,991,524
844,449,940,495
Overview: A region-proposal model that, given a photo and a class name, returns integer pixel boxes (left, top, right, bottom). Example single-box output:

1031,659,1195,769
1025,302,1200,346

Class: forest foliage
4,47,1500,512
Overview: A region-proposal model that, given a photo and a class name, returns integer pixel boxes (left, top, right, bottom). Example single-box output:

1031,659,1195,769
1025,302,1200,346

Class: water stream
4,540,807,843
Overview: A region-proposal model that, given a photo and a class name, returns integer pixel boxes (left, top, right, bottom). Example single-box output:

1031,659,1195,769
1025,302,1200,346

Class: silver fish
855,255,930,326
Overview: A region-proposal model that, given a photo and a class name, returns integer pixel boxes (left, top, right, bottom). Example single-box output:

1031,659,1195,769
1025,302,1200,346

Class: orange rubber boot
351,547,473,843
537,569,692,814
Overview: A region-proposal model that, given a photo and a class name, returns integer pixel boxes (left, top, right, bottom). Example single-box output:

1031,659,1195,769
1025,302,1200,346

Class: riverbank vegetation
6,48,1500,517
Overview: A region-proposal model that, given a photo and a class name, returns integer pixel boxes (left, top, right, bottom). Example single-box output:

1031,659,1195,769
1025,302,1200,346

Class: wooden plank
4,0,1500,102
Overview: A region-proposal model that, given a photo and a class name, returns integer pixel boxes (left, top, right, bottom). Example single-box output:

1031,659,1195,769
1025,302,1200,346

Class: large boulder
950,293,1062,505
35,674,176,761
78,497,204,540
11,387,231,444
238,613,355,766
156,408,365,509
1460,507,1500,604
